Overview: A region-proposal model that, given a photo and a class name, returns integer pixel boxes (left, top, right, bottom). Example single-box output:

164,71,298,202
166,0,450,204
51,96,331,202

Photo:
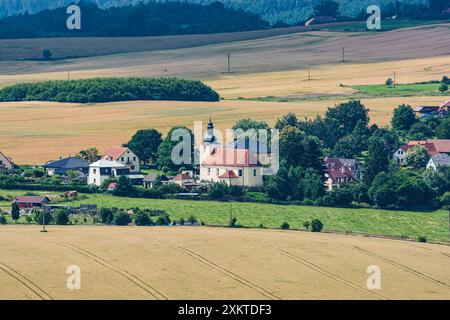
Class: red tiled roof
401,140,450,156
202,148,259,167
173,173,192,181
103,147,128,161
326,167,356,182
219,170,238,179
108,182,117,190
15,196,49,204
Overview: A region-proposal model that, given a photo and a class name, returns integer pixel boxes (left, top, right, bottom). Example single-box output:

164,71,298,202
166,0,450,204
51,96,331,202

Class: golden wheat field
0,24,449,163
0,226,449,300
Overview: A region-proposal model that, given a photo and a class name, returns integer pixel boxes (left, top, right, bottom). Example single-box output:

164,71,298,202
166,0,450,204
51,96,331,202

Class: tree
34,210,53,225
435,118,450,139
439,83,448,94
42,49,52,60
0,215,6,224
11,202,20,222
126,129,162,164
77,147,100,163
303,221,310,230
55,209,69,225
408,122,435,140
112,211,131,226
134,211,153,226
232,118,269,132
311,219,323,232
113,176,137,197
314,0,339,17
442,76,450,85
391,104,417,131
385,78,394,86
404,145,430,169
281,222,290,230
100,208,114,224
156,126,194,172
363,137,391,185
208,182,228,199
325,100,370,137
275,112,298,130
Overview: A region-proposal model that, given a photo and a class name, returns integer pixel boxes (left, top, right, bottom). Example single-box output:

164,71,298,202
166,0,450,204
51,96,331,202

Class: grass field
346,82,446,98
1,189,448,242
0,225,449,299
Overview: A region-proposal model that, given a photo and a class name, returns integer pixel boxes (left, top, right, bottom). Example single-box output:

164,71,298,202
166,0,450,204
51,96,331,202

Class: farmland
0,225,449,299
0,189,448,242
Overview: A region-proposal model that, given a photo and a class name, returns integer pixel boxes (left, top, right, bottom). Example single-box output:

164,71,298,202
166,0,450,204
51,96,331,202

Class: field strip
249,240,388,300
352,246,450,290
44,239,167,300
136,234,280,300
0,262,53,300
412,245,450,258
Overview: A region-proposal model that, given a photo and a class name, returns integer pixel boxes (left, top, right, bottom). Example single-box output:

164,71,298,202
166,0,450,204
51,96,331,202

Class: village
0,98,449,219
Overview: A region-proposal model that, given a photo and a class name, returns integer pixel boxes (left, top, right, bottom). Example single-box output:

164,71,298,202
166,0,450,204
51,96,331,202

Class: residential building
143,174,156,189
88,159,143,186
427,153,450,171
43,157,89,176
171,171,196,189
324,158,359,191
394,139,450,165
0,151,13,172
14,196,50,209
103,147,140,172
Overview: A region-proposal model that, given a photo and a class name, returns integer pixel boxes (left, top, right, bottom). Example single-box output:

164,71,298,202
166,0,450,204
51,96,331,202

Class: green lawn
315,20,449,32
347,83,446,97
1,189,448,241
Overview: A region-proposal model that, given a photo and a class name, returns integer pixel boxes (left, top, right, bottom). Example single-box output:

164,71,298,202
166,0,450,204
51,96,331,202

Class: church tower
200,118,220,162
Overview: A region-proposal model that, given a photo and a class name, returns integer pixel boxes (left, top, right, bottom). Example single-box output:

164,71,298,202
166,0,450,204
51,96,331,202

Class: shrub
134,211,153,226
155,213,171,226
42,49,52,60
112,211,131,226
281,222,290,230
100,208,114,224
55,209,69,225
311,219,323,232
229,217,237,228
25,215,33,224
417,236,427,243
0,215,7,224
34,210,53,225
303,221,311,230
187,215,197,224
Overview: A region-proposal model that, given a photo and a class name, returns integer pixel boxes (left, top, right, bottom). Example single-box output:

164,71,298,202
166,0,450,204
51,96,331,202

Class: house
143,174,156,189
43,157,89,176
413,106,440,115
103,147,140,173
171,171,196,189
0,151,13,172
88,159,144,186
107,182,117,192
394,139,450,165
440,99,450,113
427,153,450,171
14,196,50,209
199,119,264,187
324,158,359,191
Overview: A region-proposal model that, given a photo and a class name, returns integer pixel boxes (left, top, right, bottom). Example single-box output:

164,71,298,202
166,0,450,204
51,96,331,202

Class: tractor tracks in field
44,239,167,300
137,234,280,300
353,246,450,290
0,262,53,300
249,240,389,300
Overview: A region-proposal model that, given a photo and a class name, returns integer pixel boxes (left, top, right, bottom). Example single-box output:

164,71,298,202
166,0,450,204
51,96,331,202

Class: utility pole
227,53,231,73
342,47,346,63
67,71,70,81
393,72,396,88
41,206,47,233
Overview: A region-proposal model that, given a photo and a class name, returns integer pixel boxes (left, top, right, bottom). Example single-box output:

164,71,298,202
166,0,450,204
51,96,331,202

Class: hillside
0,0,440,24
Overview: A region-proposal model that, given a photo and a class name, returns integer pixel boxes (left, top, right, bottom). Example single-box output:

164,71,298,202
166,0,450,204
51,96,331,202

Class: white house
0,151,13,172
394,139,450,165
103,147,140,173
88,159,129,186
427,153,450,171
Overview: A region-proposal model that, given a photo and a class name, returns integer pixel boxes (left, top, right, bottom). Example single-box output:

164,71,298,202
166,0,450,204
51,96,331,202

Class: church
199,119,264,187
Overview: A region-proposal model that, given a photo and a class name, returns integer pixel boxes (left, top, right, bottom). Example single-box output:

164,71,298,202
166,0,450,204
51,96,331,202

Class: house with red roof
393,139,450,165
324,158,359,191
103,146,140,173
0,151,13,172
170,171,197,189
14,196,50,209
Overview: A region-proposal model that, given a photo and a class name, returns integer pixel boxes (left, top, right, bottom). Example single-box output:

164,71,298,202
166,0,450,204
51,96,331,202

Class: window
208,168,211,175
93,169,97,174
253,169,257,176
216,168,219,175
131,165,135,170
121,157,124,162
133,157,136,161
238,169,243,177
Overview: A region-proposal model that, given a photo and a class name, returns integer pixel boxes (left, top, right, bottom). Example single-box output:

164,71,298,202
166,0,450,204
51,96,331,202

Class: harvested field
0,226,449,299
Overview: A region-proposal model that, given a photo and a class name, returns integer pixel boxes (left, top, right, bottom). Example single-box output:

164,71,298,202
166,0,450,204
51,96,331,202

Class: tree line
0,77,220,103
